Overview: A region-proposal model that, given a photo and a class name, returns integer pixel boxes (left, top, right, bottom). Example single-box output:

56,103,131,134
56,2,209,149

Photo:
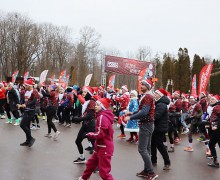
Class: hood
156,96,170,105
99,110,114,124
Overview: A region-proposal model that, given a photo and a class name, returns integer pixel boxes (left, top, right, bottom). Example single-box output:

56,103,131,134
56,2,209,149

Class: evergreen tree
191,54,205,94
162,54,173,91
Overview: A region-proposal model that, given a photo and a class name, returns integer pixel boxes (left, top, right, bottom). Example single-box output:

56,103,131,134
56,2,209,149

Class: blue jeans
138,122,154,173
181,113,188,129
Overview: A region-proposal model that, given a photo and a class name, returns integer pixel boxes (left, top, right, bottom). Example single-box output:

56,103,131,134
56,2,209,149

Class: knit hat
155,88,168,97
84,86,94,96
173,90,180,97
121,85,128,92
212,95,220,102
24,79,35,86
130,90,138,97
141,79,153,89
96,98,112,110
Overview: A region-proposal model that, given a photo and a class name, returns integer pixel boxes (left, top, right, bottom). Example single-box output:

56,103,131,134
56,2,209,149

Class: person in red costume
0,83,6,119
114,85,130,139
207,95,220,168
77,98,114,180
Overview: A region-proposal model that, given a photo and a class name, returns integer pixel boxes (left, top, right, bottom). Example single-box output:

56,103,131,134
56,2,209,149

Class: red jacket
87,110,114,156
114,93,130,111
0,87,6,99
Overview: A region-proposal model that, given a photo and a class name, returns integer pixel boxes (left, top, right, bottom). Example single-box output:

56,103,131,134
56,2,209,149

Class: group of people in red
1,76,220,180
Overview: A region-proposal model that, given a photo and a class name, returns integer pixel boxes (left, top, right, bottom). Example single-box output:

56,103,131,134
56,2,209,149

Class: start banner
104,55,156,76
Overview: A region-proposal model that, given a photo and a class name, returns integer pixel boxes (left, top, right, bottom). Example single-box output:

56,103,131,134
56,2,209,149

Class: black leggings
75,122,95,154
57,106,64,123
20,110,35,142
209,130,220,158
62,107,71,124
46,106,57,134
151,131,171,165
168,124,178,144
0,99,6,114
5,104,20,119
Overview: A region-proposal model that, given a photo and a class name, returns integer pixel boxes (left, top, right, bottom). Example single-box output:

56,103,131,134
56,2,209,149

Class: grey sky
1,0,220,60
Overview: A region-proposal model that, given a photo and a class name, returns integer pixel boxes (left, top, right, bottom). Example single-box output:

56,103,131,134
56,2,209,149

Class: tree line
0,11,219,94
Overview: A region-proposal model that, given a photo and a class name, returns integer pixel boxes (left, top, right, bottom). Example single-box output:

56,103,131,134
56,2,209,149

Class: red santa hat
2,81,7,87
92,87,99,95
99,85,105,90
169,104,176,111
181,93,187,99
121,85,128,92
83,86,94,96
173,90,180,96
212,95,220,102
155,88,168,97
24,79,35,86
141,79,153,90
107,85,112,90
189,94,197,100
96,98,112,110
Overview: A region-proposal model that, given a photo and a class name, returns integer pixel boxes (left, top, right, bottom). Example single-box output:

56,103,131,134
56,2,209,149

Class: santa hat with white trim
96,98,112,110
121,85,128,92
83,86,94,96
141,79,154,90
173,90,180,97
212,95,220,102
155,88,168,97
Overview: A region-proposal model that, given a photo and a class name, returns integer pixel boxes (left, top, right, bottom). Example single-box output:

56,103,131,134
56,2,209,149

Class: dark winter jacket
154,96,170,132
6,89,19,111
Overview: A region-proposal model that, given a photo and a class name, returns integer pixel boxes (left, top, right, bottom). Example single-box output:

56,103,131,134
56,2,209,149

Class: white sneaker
181,128,189,134
53,131,60,141
44,133,52,138
30,126,37,130
1,115,6,119
14,122,20,126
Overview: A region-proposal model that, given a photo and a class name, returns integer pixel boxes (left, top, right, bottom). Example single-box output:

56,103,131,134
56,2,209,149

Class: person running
18,79,38,147
124,79,158,180
77,98,114,180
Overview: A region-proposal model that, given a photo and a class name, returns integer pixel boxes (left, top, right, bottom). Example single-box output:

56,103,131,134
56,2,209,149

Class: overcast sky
1,0,220,60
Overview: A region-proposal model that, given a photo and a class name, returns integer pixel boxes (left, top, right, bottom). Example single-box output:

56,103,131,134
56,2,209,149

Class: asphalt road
0,118,220,180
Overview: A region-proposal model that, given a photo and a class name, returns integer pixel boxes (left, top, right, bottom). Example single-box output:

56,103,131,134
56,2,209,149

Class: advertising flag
108,75,115,89
191,74,197,96
39,70,48,83
198,64,213,96
11,70,19,83
84,74,93,86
